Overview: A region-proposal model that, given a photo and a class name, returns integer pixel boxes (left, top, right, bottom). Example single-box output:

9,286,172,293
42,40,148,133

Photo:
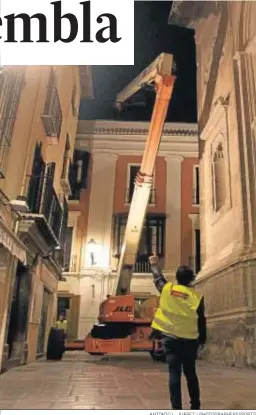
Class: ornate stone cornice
76,121,198,158
77,126,198,138
82,127,197,137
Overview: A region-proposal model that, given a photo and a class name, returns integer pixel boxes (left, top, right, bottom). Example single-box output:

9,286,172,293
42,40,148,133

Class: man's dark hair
176,265,195,286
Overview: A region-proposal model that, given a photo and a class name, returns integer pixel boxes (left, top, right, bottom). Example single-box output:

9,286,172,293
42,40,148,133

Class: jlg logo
113,306,133,312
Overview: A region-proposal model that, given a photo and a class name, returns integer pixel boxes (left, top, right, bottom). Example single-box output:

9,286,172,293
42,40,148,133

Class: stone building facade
58,120,199,339
0,65,93,372
169,1,256,367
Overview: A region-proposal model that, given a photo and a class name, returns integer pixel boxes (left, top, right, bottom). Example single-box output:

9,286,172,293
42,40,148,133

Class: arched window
212,143,226,211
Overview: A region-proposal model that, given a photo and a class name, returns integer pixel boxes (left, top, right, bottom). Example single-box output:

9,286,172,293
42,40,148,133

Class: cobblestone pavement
0,352,256,410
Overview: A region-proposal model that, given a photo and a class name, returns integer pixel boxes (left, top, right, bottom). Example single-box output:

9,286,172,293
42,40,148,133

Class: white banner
0,0,134,65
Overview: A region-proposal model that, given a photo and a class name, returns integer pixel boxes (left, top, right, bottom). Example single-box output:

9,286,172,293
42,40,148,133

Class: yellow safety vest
56,320,67,332
152,282,202,339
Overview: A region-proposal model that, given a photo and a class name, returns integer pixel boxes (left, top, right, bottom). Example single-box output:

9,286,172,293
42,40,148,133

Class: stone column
164,155,183,271
78,152,117,337
84,152,117,268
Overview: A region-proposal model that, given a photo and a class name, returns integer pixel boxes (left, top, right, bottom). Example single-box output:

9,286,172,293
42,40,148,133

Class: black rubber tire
149,349,166,362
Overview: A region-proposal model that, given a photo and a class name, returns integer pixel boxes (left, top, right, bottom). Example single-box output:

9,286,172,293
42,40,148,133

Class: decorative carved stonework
80,126,198,137
201,94,230,141
76,121,199,159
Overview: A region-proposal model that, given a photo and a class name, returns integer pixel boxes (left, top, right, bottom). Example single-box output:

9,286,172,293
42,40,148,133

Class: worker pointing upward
149,254,207,410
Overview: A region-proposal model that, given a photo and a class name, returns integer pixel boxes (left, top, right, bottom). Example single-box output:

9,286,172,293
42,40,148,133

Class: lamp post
87,238,97,266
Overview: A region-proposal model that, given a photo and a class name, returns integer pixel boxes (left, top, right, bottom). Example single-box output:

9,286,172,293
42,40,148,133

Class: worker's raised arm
149,254,167,293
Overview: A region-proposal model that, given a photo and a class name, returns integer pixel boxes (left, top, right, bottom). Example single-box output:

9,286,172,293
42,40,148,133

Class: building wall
0,65,92,370
60,120,199,338
169,1,256,366
3,66,81,201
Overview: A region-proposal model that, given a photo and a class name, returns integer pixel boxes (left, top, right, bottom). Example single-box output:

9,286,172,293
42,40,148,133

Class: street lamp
87,238,97,266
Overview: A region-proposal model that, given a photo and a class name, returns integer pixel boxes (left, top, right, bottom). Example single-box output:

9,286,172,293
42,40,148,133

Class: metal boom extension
113,53,176,296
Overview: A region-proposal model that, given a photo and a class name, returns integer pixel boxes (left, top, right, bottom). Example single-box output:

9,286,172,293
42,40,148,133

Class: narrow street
0,352,256,410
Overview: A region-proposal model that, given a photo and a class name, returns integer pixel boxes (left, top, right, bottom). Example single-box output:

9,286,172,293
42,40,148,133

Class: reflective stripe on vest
152,282,202,339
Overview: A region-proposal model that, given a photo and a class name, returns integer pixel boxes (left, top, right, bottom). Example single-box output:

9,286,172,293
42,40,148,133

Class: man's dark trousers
163,336,200,409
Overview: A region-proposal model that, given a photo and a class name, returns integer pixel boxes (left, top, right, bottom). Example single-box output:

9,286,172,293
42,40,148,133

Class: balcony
41,70,62,144
17,170,66,257
113,253,154,274
28,172,62,239
125,188,156,205
61,157,72,196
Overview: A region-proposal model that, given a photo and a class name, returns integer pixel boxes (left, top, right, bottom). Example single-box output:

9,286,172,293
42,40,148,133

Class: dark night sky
79,1,197,123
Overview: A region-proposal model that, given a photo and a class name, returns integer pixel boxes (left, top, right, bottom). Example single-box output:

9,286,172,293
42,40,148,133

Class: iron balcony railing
134,254,151,273
114,253,152,274
125,188,156,205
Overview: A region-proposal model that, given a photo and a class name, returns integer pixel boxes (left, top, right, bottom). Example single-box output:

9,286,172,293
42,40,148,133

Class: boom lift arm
113,53,176,296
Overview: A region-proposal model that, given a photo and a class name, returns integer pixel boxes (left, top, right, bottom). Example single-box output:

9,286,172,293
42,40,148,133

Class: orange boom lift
85,53,176,360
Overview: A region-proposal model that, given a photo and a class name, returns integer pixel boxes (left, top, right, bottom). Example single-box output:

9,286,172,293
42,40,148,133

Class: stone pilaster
233,52,256,249
164,155,183,271
84,152,117,268
78,152,117,338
